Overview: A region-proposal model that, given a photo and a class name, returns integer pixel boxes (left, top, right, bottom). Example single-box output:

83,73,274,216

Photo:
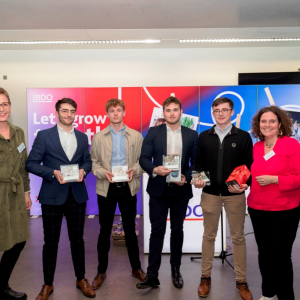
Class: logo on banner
167,204,203,221
32,94,53,102
185,204,203,220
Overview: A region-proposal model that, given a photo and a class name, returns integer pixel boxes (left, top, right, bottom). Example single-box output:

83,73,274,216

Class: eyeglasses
60,109,76,114
213,108,232,114
0,102,11,110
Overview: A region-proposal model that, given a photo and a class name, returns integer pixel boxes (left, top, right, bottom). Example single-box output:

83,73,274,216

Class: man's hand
228,184,248,194
53,170,67,184
105,170,115,183
76,169,85,182
193,180,206,189
256,175,278,186
174,174,186,186
153,166,173,177
127,168,134,182
25,192,32,210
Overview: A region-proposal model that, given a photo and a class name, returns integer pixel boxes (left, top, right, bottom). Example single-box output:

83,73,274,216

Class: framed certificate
60,164,80,182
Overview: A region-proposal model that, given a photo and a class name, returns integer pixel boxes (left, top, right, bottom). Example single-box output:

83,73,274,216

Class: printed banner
141,86,199,136
199,86,257,133
258,85,300,141
27,87,142,215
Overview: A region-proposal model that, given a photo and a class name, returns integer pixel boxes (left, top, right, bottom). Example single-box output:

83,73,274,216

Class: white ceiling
0,0,300,49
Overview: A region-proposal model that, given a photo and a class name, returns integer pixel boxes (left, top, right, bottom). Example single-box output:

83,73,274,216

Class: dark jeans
249,206,300,300
0,241,26,293
147,185,189,278
97,183,141,273
41,186,86,285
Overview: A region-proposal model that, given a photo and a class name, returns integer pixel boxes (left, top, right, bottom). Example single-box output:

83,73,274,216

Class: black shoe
4,287,27,299
136,274,160,289
171,267,184,289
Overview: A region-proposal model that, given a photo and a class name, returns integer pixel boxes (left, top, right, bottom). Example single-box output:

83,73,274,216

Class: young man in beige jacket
90,99,145,290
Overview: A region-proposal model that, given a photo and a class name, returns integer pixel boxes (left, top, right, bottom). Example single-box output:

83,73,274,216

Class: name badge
17,143,26,153
264,150,275,161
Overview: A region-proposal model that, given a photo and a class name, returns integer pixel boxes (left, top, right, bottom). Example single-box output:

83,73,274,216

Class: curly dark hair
251,106,292,141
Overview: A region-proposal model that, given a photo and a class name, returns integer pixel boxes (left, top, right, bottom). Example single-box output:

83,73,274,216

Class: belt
114,182,127,188
0,176,21,193
165,182,175,187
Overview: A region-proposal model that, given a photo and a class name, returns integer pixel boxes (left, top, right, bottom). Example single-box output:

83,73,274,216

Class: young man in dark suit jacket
137,96,198,290
26,98,94,300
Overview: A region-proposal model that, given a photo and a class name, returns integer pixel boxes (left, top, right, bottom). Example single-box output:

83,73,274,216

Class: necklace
0,125,8,134
265,140,277,148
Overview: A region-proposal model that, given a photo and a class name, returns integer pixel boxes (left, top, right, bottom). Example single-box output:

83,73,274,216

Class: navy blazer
25,125,92,205
139,124,198,200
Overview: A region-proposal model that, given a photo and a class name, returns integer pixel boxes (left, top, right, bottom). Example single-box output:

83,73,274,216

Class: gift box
225,165,251,189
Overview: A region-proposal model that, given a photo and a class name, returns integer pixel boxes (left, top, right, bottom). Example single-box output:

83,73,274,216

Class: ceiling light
0,39,161,45
180,38,300,43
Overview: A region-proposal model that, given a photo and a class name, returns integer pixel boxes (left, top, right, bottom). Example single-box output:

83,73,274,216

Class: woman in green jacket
0,87,32,300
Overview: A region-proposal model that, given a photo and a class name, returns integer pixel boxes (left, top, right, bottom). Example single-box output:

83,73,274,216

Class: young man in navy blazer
26,98,94,299
137,96,198,289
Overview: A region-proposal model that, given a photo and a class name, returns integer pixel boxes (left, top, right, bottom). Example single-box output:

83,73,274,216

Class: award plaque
168,170,181,182
112,165,129,182
163,154,180,170
191,171,211,186
60,164,80,182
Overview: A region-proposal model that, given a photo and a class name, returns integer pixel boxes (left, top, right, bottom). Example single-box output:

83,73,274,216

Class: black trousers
147,185,189,278
0,241,26,293
97,183,141,273
41,186,86,285
249,206,300,300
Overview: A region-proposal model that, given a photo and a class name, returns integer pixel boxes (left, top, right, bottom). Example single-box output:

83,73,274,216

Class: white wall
0,46,299,141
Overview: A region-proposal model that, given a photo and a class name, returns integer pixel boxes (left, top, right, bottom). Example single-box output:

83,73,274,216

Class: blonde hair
0,87,10,102
105,99,125,112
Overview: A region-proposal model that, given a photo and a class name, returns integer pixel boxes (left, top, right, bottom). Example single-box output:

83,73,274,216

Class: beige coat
0,122,30,252
90,125,144,197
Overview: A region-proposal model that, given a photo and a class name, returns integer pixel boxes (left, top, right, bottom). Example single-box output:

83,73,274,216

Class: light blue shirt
110,125,126,166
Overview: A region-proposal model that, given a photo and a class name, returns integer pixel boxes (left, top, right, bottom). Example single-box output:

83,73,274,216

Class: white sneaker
259,296,276,300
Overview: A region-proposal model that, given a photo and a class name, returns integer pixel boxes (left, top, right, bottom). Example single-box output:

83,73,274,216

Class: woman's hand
256,175,278,186
25,192,32,210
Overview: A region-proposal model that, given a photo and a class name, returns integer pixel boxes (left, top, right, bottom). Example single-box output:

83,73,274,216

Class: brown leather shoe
76,279,96,298
35,285,53,300
236,282,253,300
92,273,106,290
198,277,211,298
132,269,146,282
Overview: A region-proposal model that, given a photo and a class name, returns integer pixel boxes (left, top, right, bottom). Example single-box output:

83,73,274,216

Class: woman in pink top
248,106,300,300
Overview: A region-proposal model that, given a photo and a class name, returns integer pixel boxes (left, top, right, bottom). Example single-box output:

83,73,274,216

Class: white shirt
215,124,232,144
166,125,182,182
57,125,77,161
